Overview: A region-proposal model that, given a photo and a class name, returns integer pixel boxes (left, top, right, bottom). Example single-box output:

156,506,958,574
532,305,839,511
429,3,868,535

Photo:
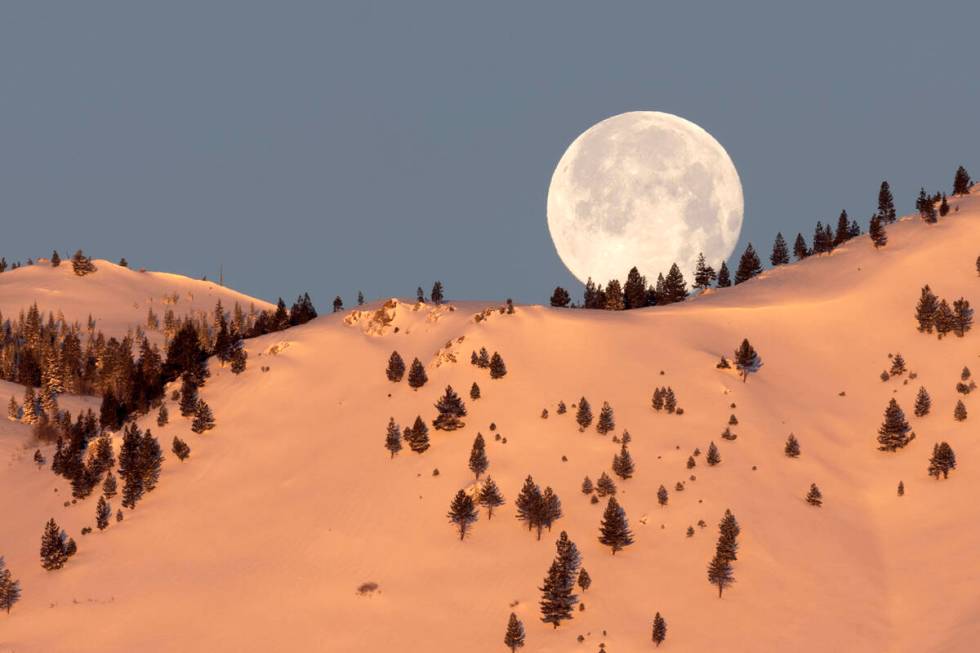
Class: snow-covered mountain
1,193,979,652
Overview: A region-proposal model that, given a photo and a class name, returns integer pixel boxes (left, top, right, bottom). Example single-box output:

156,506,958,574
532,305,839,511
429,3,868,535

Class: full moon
547,111,743,287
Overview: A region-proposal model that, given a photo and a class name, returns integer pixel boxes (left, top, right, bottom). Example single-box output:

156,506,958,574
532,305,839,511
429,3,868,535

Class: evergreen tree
140,430,164,492
693,253,717,290
652,612,667,647
806,483,823,506
478,477,504,518
612,443,634,480
716,261,732,287
405,416,430,454
539,531,580,628
468,433,489,479
357,291,364,306
119,425,144,509
953,165,972,195
229,337,247,374
734,243,762,284
7,396,18,421
550,286,571,308
707,553,734,597
734,338,760,382
156,403,169,427
191,399,215,433
70,249,97,276
581,476,594,494
598,497,633,554
869,214,887,249
102,471,117,499
384,418,402,458
33,449,45,468
623,266,648,308
407,358,428,390
332,296,343,313
433,385,467,431
954,400,968,421
515,476,543,533
706,441,721,466
504,613,525,652
928,441,957,479
939,194,950,217
179,375,199,417
489,352,507,379
50,250,61,267
849,219,862,238
661,263,689,303
596,401,615,434
651,387,664,411
793,233,810,260
770,233,790,266
877,399,913,451
539,487,563,538
40,518,69,570
476,347,491,368
575,397,593,431
431,281,444,304
416,286,426,303
21,386,37,425
877,180,897,223
578,568,591,591
953,298,974,336
663,387,677,413
833,210,851,245
915,285,939,332
897,481,905,496
0,559,21,614
96,495,111,530
469,382,481,400
914,387,931,417
386,351,406,383
890,353,907,376
596,471,617,497
687,455,696,469
934,299,955,338
784,433,801,458
604,279,624,310
657,484,669,507
172,436,191,461
447,489,478,540
812,221,831,254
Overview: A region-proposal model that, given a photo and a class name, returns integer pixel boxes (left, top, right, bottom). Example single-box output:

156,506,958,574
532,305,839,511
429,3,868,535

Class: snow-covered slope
1,194,979,652
0,259,273,339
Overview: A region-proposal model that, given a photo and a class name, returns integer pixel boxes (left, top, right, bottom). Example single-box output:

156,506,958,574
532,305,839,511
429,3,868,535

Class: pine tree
477,347,491,368
21,386,37,425
478,477,504,518
384,418,402,458
431,281,444,304
812,221,830,253
515,476,543,532
595,401,615,434
716,261,732,287
915,285,939,332
651,387,664,411
928,441,957,479
7,396,18,421
489,352,507,379
575,397,593,431
550,286,571,308
539,531,580,628
869,214,887,249
191,399,215,433
229,337,247,374
102,471,117,499
890,353,907,376
914,387,931,417
156,403,169,427
661,263,689,303
954,400,968,421
469,382,481,400
770,233,790,266
468,433,489,479
624,266,649,308
793,233,810,260
386,351,406,383
833,210,851,246
784,433,801,457
734,338,760,382
40,518,69,570
171,435,191,461
596,471,617,497
687,455,696,469
652,612,667,647
70,250,97,276
897,481,905,496
539,487,563,538
733,244,762,284
939,194,950,216
140,430,163,492
357,291,364,306
504,613,525,652
0,559,20,614
953,298,974,336
806,483,823,506
332,296,343,313
33,449,45,468
934,299,955,338
878,181,897,223
706,441,721,466
598,497,633,554
432,385,467,431
657,484,669,507
877,399,913,451
407,358,428,390
693,253,717,290
663,386,677,413
953,166,972,195
581,476,594,494
447,490,478,540
707,552,734,597
95,495,111,530
612,443,634,479
179,375,199,417
406,416,430,454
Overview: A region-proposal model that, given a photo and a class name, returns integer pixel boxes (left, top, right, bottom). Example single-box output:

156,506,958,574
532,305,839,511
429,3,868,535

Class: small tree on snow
596,401,615,434
706,442,721,466
191,400,215,433
96,496,111,530
914,387,931,417
447,490,478,541
504,613,525,652
598,497,633,554
784,433,801,458
575,397,593,431
877,399,913,451
612,444,634,479
806,483,823,506
477,477,504,518
384,418,402,458
468,433,489,479
386,351,406,382
652,612,667,647
734,339,760,382
433,385,467,431
172,436,191,461
489,352,507,379
407,358,428,390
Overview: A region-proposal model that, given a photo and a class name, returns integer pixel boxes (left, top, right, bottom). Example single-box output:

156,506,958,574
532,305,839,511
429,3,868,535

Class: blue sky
0,2,976,306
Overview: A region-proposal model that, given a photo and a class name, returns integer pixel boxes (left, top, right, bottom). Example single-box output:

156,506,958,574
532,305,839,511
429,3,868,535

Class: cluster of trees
470,347,507,379
539,531,581,628
651,387,678,413
928,442,957,479
915,285,972,338
40,518,77,570
515,476,563,540
707,510,739,597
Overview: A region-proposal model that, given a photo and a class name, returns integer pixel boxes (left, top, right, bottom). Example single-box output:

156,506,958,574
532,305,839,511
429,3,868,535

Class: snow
1,193,979,651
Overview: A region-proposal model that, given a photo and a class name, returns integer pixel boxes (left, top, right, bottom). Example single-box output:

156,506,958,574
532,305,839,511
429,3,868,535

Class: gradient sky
1,2,977,306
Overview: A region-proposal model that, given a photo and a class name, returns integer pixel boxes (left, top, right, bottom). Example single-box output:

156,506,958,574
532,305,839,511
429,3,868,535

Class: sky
0,2,977,307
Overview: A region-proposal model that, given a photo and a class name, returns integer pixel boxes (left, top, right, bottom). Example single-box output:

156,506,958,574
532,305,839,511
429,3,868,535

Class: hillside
1,193,979,652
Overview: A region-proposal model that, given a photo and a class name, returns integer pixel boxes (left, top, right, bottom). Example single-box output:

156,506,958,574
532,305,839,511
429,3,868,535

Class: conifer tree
431,281,444,305
784,433,801,458
770,233,790,266
96,496,111,530
687,455,696,469
661,263,689,303
623,266,649,308
539,531,580,628
939,194,950,216
33,449,44,468
869,214,887,249
733,243,762,284
953,298,974,336
550,286,571,308
657,484,668,507
40,518,69,570
447,490,478,540
934,299,955,338
581,476,594,495
433,385,467,431
515,476,543,532
478,477,504,519
812,221,831,253
539,487,562,538
21,387,37,425
716,261,732,287
596,471,617,497
890,353,907,376
877,399,913,451
191,399,215,433
469,382,481,400
954,400,968,421
833,210,851,246
651,387,664,411
489,352,507,379
407,358,428,390
928,441,957,479
172,436,191,461
915,285,939,332
596,401,615,434
793,233,809,260
0,559,20,614
70,250,97,276
229,337,247,374
7,396,18,421
119,426,144,509
693,253,717,290
706,441,721,466
477,347,491,368
612,443,634,480
179,375,199,417
386,351,406,383
598,497,633,554
914,387,931,417
575,397,593,431
384,418,402,458
652,612,667,647
663,386,677,413
140,430,163,492
468,433,489,479
806,483,823,506
877,181,897,223
332,296,343,313
406,416,430,453
734,338,760,382
707,552,734,597
416,286,425,303
897,481,905,496
102,471,117,499
156,403,169,427
953,166,972,196
504,613,525,652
